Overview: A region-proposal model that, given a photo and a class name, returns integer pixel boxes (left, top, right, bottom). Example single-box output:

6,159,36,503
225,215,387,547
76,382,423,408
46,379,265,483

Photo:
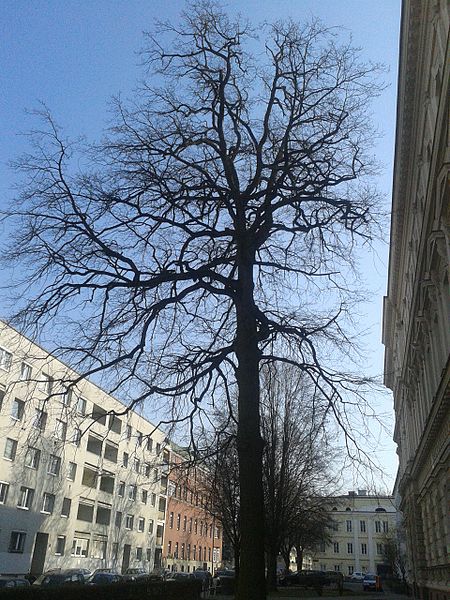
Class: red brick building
163,448,222,573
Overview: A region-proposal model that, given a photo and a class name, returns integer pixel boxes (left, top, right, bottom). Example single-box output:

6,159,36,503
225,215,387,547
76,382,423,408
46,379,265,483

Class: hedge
0,580,202,600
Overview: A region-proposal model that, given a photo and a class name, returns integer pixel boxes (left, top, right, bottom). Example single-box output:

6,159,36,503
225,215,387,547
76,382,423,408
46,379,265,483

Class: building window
174,542,179,559
346,520,352,532
20,362,32,380
95,504,111,525
383,521,389,533
168,541,172,556
146,548,151,561
126,425,132,439
347,543,353,554
0,481,9,504
61,497,71,518
169,512,174,528
112,543,119,560
62,387,72,406
92,537,107,559
181,543,185,560
87,434,103,457
118,481,125,497
17,486,34,510
348,566,354,575
55,419,67,441
33,408,47,431
125,514,134,530
137,431,143,446
177,514,181,530
72,428,82,446
77,500,94,522
183,515,187,531
333,542,339,553
147,437,153,452
136,547,143,560
40,373,54,394
48,454,61,476
9,531,26,553
151,493,156,506
134,458,140,473
0,347,13,371
72,536,89,557
375,521,381,533
138,517,145,532
128,485,137,501
11,398,25,421
67,461,77,481
193,545,197,560
25,447,40,470
377,543,384,554
334,565,340,572
0,385,5,410
141,489,148,504
123,452,129,468
156,443,161,454
77,397,87,415
42,493,55,514
361,543,367,555
115,511,122,528
360,520,366,532
145,463,151,478
55,535,66,556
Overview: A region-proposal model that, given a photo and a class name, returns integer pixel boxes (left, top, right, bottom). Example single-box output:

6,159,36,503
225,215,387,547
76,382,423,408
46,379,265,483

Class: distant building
310,491,397,576
163,446,222,573
382,0,449,598
0,321,168,576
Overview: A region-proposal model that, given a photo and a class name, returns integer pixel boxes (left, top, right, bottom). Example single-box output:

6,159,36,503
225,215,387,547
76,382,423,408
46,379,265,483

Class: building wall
163,451,222,573
0,321,168,576
310,492,397,576
383,1,450,598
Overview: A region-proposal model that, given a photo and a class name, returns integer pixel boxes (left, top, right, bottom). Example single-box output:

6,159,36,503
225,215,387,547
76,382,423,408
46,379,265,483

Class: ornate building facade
383,1,449,598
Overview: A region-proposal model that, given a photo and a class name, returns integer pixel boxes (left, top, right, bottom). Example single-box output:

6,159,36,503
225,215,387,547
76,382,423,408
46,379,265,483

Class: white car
350,572,366,581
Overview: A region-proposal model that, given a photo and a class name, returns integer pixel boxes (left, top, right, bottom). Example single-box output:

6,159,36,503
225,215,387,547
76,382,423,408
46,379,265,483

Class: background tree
5,3,384,598
261,364,337,589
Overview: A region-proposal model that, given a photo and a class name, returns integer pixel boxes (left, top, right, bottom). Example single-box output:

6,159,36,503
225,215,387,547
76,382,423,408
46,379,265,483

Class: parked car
350,571,366,581
0,577,30,588
166,572,195,581
281,570,328,587
191,569,212,590
363,573,380,591
34,569,86,586
86,572,122,585
122,567,149,582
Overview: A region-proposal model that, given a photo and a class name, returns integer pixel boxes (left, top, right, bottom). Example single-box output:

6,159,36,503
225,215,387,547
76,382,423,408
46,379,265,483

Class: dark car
363,573,380,591
86,572,122,585
122,567,149,582
0,577,30,588
166,572,196,582
191,570,212,590
34,569,86,586
282,570,327,588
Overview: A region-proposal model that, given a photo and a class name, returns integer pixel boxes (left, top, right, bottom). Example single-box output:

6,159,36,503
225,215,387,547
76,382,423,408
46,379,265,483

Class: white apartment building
310,491,397,576
0,320,168,576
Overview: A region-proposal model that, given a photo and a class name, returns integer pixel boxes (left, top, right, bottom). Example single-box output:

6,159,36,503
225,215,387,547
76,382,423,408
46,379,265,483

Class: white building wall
0,321,168,576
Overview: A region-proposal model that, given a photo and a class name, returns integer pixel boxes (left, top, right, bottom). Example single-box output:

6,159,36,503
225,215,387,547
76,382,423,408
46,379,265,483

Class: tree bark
266,544,278,591
235,254,267,600
296,546,304,573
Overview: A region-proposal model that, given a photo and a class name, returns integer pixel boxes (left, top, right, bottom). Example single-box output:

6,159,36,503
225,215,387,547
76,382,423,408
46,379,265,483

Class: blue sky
0,0,401,488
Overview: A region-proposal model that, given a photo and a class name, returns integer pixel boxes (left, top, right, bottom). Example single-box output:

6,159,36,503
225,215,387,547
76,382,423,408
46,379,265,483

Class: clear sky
0,0,402,490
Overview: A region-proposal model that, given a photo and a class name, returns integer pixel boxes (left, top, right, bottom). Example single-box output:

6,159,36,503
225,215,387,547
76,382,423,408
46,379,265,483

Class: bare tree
261,364,337,589
4,3,384,598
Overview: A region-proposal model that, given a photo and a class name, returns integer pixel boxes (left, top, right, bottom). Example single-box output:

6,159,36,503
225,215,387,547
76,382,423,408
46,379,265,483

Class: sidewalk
211,592,410,600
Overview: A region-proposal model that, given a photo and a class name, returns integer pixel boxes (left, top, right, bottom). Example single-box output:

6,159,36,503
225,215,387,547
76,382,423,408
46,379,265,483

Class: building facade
382,1,450,598
310,491,397,576
163,448,222,573
0,321,168,576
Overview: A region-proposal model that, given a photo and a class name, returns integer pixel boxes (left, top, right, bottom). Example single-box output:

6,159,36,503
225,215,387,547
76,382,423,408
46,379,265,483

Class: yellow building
0,321,168,576
310,491,396,577
383,1,450,598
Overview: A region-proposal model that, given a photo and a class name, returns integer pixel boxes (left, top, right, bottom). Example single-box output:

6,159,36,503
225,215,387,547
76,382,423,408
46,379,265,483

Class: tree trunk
266,544,278,591
296,546,304,573
235,255,266,600
233,543,240,577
